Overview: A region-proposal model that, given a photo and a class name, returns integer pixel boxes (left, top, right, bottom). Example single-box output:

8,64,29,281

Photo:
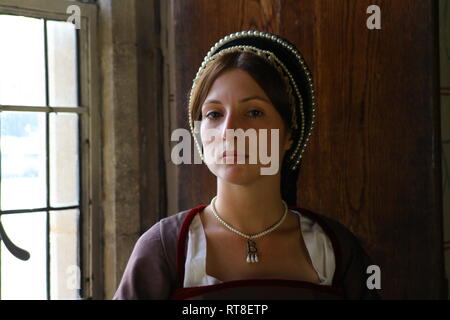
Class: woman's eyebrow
203,95,270,105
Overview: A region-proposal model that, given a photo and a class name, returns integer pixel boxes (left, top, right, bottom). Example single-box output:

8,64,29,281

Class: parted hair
188,51,300,206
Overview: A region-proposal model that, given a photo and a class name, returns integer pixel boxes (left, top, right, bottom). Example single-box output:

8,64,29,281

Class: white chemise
183,209,336,288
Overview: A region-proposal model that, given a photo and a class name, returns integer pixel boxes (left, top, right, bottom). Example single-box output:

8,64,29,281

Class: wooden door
168,0,445,299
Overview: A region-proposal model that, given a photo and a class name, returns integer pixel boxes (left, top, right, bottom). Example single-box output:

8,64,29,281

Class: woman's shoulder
138,207,196,241
113,207,200,299
293,208,366,273
136,206,204,255
295,206,381,299
294,206,362,247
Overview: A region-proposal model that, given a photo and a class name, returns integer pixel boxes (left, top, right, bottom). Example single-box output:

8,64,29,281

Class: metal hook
0,219,30,261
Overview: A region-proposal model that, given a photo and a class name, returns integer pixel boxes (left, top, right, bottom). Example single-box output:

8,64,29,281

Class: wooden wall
439,0,450,299
168,0,445,299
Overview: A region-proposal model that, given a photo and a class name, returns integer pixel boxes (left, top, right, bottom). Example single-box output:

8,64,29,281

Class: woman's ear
283,131,293,151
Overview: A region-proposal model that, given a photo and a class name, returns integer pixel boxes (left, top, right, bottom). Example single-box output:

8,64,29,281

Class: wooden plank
171,0,444,298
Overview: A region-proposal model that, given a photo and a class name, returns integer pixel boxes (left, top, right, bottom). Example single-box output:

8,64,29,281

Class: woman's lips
220,151,249,164
222,151,248,158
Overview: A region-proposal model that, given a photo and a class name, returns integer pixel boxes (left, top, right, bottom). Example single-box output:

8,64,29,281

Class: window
0,0,100,300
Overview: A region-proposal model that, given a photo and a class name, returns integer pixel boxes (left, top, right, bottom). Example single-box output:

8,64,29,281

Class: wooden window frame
0,0,102,299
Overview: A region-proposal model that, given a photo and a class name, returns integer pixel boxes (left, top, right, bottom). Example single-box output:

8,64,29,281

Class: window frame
0,0,102,299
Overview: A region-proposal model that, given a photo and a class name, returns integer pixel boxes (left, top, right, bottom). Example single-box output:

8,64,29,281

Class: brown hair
188,51,300,206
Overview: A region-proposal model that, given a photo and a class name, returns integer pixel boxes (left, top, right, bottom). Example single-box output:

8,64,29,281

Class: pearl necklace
210,196,288,263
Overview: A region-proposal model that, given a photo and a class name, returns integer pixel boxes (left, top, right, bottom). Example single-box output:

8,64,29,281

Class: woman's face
199,68,292,185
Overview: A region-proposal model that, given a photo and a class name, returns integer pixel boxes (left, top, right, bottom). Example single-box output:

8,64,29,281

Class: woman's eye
248,109,264,117
205,111,222,120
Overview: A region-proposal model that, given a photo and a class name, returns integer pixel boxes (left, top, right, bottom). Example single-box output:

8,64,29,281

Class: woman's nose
221,112,240,140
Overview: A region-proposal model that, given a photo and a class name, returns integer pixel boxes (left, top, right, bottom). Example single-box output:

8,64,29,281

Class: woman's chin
212,164,262,185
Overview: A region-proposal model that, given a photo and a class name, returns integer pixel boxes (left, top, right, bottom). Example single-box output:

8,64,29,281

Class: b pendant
246,240,259,263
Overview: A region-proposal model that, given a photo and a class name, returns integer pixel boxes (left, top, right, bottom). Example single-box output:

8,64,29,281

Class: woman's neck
213,176,288,234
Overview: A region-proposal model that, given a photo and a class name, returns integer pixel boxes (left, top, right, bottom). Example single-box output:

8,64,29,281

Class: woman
113,31,381,300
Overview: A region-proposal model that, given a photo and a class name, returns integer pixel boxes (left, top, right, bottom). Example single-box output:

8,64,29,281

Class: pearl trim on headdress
188,30,316,171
